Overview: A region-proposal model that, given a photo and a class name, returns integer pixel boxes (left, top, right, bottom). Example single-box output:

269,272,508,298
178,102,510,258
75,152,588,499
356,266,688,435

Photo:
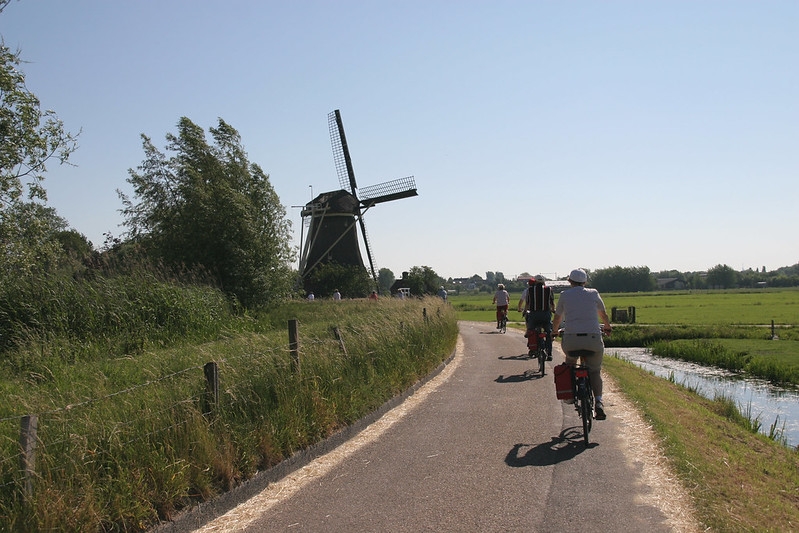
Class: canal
608,347,799,448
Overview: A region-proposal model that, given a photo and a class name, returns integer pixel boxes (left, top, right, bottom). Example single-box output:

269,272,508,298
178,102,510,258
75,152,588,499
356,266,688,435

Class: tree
706,264,738,289
591,266,655,293
406,265,443,296
304,262,373,298
120,117,294,307
377,267,395,295
1,41,79,280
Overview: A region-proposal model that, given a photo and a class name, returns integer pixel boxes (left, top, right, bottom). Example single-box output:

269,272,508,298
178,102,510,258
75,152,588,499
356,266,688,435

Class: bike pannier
554,363,573,400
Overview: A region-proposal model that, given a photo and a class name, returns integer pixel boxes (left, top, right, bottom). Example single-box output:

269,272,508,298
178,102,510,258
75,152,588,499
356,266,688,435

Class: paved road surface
183,321,694,532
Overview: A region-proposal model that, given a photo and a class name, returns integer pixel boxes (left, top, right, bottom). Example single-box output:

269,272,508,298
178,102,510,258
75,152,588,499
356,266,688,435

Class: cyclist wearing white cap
552,268,612,420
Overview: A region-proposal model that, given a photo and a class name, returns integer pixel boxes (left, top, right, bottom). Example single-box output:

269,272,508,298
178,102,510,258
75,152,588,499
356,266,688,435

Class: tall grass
649,338,799,385
0,270,243,370
651,339,749,371
0,293,457,532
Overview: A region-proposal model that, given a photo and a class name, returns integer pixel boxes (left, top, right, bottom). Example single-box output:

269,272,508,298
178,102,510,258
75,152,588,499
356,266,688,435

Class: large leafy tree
591,265,655,293
706,264,738,289
406,265,443,296
304,262,373,299
121,117,294,307
1,37,79,281
377,267,395,295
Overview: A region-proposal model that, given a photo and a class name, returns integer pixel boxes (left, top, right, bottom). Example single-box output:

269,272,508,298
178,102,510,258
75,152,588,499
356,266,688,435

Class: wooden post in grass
423,308,428,324
289,319,300,373
20,414,38,501
203,362,219,416
333,327,348,356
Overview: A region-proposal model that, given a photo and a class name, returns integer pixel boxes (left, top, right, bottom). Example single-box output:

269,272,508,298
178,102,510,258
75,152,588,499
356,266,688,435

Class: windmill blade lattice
329,110,357,194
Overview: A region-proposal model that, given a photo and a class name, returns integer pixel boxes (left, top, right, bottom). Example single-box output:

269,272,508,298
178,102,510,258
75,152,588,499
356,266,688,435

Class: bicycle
527,326,547,375
497,309,508,333
567,352,595,446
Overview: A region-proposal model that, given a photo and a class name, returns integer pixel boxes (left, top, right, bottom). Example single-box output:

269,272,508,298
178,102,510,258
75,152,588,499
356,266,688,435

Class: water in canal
608,347,799,448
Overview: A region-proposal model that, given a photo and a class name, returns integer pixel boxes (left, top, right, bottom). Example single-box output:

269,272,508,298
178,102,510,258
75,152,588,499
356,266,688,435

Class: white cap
568,269,587,283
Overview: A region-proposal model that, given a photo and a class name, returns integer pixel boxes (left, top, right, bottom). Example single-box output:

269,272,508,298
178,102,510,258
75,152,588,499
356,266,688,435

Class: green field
451,287,799,384
450,287,799,326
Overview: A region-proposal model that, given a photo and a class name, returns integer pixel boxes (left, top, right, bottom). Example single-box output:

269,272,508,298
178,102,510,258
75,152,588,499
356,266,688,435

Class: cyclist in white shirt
552,269,612,420
492,284,510,330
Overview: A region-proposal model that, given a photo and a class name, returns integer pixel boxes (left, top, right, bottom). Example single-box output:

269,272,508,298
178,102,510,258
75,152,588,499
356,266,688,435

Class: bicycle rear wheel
538,349,546,375
580,399,591,445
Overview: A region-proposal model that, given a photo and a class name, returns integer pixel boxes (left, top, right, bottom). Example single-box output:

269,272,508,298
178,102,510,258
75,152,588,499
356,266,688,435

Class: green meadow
450,287,799,384
450,287,799,326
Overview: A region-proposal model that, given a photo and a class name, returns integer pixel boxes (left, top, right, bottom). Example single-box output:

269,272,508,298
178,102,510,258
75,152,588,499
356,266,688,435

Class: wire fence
1,319,347,498
0,307,447,523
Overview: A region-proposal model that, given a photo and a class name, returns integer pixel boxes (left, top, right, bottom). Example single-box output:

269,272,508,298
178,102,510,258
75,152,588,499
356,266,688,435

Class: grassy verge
0,297,458,532
603,356,799,532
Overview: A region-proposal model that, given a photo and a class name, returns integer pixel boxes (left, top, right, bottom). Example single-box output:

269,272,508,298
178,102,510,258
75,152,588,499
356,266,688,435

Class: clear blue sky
3,1,797,281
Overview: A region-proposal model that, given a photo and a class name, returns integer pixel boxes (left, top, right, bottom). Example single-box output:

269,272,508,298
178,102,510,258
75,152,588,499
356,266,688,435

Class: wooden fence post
288,319,300,374
203,362,219,416
333,327,348,356
20,414,38,501
423,308,428,324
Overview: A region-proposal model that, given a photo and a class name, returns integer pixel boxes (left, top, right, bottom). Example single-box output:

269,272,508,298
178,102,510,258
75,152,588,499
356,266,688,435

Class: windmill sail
329,110,358,194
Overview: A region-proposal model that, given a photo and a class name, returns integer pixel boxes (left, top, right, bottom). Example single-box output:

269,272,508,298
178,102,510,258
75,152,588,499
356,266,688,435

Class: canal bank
608,347,799,448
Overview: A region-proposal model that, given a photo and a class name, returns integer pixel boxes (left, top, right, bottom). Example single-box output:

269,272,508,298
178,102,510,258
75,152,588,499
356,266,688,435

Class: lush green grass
601,287,799,326
450,288,799,327
0,297,458,532
604,356,799,531
650,338,799,385
451,288,799,385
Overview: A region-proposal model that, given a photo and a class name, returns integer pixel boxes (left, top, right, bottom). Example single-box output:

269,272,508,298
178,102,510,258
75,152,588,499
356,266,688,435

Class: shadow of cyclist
504,428,598,467
495,369,546,382
497,353,531,361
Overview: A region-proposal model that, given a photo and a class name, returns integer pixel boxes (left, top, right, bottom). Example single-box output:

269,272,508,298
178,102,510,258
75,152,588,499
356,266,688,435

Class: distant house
656,278,685,290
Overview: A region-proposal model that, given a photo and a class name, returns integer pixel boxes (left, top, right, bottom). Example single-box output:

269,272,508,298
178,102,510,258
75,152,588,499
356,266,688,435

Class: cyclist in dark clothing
517,275,555,359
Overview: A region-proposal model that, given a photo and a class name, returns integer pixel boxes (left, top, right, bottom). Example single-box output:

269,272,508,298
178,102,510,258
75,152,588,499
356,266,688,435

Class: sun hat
568,269,587,283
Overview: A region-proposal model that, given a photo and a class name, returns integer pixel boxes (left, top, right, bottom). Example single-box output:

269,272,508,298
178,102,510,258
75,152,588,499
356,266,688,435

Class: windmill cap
568,269,587,283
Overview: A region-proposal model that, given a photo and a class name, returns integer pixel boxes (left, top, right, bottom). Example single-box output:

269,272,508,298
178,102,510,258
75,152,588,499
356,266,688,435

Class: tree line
457,264,799,295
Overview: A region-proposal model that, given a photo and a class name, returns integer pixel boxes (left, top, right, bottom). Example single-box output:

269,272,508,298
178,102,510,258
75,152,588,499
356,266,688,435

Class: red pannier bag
527,333,538,351
554,363,573,400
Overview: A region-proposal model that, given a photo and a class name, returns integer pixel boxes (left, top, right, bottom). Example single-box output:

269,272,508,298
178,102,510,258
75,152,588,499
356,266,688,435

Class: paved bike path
189,321,681,532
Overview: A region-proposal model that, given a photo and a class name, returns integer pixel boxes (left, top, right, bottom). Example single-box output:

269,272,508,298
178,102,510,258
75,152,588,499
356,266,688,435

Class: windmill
298,110,417,291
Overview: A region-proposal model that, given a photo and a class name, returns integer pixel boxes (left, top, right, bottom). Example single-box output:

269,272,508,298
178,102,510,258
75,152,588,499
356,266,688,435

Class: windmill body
300,189,364,272
298,110,417,290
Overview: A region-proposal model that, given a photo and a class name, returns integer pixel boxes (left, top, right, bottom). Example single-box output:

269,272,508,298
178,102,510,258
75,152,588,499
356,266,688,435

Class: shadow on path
495,371,544,383
498,353,531,361
505,428,599,467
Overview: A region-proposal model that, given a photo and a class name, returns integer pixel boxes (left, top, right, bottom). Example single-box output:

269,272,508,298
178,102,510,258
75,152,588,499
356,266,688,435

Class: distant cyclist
517,275,555,359
492,284,510,330
552,268,612,420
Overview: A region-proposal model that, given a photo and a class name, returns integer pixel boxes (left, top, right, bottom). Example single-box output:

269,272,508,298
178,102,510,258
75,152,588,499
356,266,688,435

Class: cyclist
517,275,555,360
551,268,612,420
492,283,510,330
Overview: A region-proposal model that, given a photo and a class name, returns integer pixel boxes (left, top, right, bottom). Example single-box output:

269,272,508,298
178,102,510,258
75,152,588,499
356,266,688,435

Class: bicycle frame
571,364,594,446
530,327,547,375
498,309,508,333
